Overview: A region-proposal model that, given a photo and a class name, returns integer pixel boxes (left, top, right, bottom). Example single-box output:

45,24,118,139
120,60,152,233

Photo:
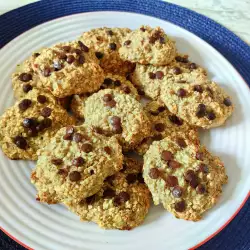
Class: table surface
0,0,250,43
0,1,249,250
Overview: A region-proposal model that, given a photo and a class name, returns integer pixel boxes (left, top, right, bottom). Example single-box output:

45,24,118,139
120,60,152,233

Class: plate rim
0,7,250,250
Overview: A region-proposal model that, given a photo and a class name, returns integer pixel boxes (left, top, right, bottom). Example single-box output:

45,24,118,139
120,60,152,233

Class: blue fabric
0,0,249,249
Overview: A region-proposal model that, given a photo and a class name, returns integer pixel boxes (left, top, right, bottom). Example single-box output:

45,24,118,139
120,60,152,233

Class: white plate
0,11,249,250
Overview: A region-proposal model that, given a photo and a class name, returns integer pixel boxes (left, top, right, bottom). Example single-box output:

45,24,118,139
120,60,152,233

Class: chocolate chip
172,67,181,75
43,68,51,77
174,200,186,212
90,169,95,175
149,36,157,44
78,41,89,52
154,123,165,132
19,73,32,82
41,107,52,117
166,175,178,187
106,175,115,185
176,138,187,148
175,56,188,63
72,157,84,166
93,127,103,134
33,53,40,57
161,150,173,161
63,133,72,140
159,37,165,44
223,98,232,107
22,118,36,128
158,106,166,112
124,40,131,46
106,30,113,36
74,48,82,55
110,116,121,126
206,111,216,120
184,170,195,182
103,93,113,102
27,127,38,137
66,55,75,64
62,46,71,52
86,195,96,205
103,188,116,198
109,43,117,50
155,71,164,80
168,115,183,126
152,134,163,141
122,86,131,94
13,136,27,149
199,163,209,174
104,146,112,155
189,63,197,69
35,123,45,132
66,126,74,134
140,27,146,32
126,174,137,184
137,173,144,183
189,176,199,188
172,186,183,198
58,53,67,60
95,52,103,59
177,88,187,97
196,104,206,118
104,100,116,108
138,89,145,96
194,85,203,93
77,55,85,64
112,124,122,134
72,133,83,143
81,143,93,153
18,99,32,111
114,192,130,206
196,184,206,194
51,158,63,165
37,95,47,104
149,72,156,79
168,160,181,169
69,171,81,182
41,118,52,128
103,78,113,86
150,110,159,116
196,152,204,160
149,168,160,179
23,84,33,93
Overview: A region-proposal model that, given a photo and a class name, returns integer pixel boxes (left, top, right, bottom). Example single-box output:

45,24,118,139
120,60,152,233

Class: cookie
31,125,123,204
29,41,104,98
71,73,139,119
160,81,233,128
119,25,176,66
83,89,151,150
136,101,199,155
79,27,135,76
143,135,228,221
131,54,208,100
64,157,150,230
0,89,75,160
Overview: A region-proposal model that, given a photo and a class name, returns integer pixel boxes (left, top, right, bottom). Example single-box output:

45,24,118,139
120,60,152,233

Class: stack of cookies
0,25,233,229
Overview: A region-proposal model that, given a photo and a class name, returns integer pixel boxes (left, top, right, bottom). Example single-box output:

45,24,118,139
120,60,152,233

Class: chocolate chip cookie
64,157,150,230
143,135,228,221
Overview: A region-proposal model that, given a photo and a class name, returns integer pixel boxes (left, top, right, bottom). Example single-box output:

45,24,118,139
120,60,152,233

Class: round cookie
143,136,228,221
30,41,104,98
0,89,75,160
131,54,208,100
119,25,176,66
31,125,123,204
136,101,199,155
64,157,150,230
160,81,233,128
83,89,151,150
71,73,139,119
79,27,135,76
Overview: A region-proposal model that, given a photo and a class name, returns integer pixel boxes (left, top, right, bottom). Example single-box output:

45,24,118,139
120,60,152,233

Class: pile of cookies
0,25,233,229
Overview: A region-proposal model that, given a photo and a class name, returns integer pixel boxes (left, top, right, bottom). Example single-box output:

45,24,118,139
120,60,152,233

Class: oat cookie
143,136,228,221
79,27,135,75
71,74,139,119
160,81,233,128
119,26,176,66
131,54,208,100
0,89,75,160
84,89,151,150
136,101,199,155
65,157,150,230
31,125,123,204
30,41,104,98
